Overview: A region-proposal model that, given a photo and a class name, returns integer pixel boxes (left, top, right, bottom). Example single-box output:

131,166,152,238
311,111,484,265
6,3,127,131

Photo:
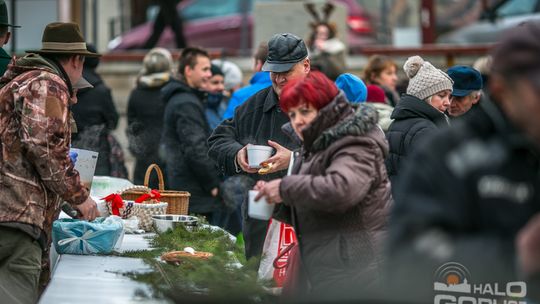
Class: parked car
437,0,540,44
107,0,375,54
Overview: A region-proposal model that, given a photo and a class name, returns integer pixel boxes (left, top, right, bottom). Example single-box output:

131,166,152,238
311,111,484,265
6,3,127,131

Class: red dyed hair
279,71,339,113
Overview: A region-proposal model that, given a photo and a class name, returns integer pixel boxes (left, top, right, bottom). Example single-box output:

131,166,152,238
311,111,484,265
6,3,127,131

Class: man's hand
211,187,219,197
261,140,291,174
517,213,540,276
75,196,98,221
236,145,259,173
254,178,283,204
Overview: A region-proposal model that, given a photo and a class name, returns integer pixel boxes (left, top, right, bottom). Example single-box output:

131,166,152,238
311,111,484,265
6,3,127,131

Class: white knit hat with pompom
404,55,453,100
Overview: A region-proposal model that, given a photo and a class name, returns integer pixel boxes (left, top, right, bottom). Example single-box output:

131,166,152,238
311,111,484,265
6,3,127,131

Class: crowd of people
1,0,540,302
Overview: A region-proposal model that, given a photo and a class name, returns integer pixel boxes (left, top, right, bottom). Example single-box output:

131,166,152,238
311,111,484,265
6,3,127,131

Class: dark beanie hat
210,64,224,77
83,43,100,68
366,85,386,104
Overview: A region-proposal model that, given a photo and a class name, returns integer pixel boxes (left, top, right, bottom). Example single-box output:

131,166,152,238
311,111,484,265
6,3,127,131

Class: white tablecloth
39,234,169,304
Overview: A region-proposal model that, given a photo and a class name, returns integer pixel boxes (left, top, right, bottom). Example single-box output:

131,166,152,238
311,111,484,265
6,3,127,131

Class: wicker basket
132,201,168,231
121,164,190,215
161,250,213,264
105,199,135,219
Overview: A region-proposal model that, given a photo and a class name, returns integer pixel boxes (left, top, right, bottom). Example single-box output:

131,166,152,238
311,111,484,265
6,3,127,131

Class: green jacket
0,47,11,76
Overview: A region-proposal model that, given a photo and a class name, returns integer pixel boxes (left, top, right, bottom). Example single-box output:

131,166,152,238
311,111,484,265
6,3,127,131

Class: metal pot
152,215,199,233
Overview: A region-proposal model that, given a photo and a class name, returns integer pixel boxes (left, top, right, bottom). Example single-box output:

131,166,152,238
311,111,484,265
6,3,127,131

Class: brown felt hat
26,22,100,57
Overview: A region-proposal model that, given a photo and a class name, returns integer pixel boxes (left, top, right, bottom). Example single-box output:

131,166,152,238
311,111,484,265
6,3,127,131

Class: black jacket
71,68,119,176
208,86,300,259
385,94,448,182
387,98,540,302
208,86,299,180
161,79,220,214
126,76,169,187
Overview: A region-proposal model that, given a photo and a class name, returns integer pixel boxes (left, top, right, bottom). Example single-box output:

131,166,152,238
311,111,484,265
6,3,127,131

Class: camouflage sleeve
19,75,88,205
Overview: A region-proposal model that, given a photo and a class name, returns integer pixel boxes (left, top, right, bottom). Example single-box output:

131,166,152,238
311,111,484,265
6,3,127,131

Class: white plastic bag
123,216,145,234
258,219,297,287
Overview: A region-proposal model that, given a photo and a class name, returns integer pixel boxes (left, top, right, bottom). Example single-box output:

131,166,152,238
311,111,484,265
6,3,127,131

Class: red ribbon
102,194,124,216
135,189,161,203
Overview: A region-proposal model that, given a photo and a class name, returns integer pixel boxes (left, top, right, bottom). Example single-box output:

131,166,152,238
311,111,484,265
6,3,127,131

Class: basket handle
144,164,165,191
118,185,151,195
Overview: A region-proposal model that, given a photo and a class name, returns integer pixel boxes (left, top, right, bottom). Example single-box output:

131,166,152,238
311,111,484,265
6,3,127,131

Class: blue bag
52,216,124,255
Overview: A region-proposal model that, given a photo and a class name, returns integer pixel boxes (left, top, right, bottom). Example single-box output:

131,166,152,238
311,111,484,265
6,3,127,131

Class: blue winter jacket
222,71,271,120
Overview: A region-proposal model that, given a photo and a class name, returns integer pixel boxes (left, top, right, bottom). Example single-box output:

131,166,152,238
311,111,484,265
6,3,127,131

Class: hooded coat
71,66,119,176
127,72,170,187
161,79,221,214
277,93,391,300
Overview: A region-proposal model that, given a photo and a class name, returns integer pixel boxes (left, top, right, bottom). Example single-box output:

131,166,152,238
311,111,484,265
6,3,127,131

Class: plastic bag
52,216,124,255
258,219,297,287
90,176,134,197
123,216,145,234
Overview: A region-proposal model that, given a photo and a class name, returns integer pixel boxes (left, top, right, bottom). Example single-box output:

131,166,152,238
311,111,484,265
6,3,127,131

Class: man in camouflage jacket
0,22,99,304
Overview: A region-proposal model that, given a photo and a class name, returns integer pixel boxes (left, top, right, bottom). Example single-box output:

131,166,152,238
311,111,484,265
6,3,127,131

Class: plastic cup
248,190,275,220
247,145,273,169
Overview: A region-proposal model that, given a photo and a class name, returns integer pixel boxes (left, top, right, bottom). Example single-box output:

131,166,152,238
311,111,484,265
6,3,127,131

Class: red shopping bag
258,219,297,287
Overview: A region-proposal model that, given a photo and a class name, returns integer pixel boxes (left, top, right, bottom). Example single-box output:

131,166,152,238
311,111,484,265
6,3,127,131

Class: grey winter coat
277,93,392,300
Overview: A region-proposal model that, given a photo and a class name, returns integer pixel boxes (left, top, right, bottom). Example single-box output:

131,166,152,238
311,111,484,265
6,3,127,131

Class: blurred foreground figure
388,21,540,303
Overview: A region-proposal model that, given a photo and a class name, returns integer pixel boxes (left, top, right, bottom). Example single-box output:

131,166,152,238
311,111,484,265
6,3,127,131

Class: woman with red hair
255,71,391,300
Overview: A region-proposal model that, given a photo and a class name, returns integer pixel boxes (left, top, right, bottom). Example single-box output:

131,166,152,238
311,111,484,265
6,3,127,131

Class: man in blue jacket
222,42,271,120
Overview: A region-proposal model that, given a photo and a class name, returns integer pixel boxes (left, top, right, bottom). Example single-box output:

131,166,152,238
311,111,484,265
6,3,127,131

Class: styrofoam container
247,145,273,169
248,190,275,220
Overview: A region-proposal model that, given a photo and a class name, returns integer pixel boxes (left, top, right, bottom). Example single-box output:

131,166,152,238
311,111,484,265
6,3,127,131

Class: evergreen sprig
119,225,273,303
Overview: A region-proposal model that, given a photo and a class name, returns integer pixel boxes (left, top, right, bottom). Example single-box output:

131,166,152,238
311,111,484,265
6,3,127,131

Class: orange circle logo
446,274,460,285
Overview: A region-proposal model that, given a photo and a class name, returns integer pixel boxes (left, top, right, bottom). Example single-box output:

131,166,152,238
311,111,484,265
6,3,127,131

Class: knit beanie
404,56,453,100
212,59,243,91
335,73,367,103
366,84,386,104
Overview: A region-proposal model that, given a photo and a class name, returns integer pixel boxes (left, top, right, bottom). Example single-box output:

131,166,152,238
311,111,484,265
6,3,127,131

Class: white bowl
152,215,199,233
247,145,273,169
